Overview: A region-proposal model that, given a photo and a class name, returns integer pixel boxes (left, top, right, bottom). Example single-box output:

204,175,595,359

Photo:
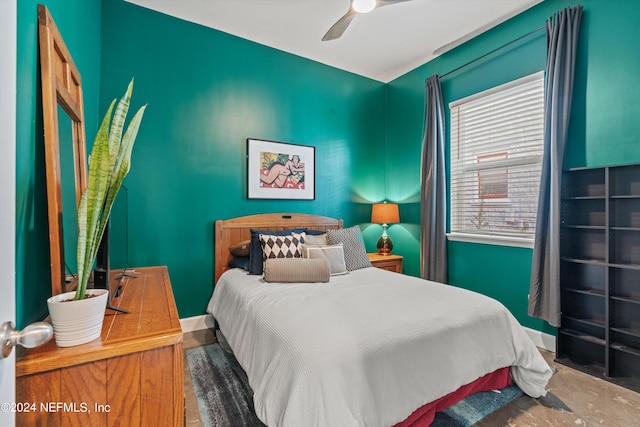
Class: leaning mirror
58,105,80,279
38,5,87,295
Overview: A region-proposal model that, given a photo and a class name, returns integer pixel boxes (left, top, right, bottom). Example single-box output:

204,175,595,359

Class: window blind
450,72,544,240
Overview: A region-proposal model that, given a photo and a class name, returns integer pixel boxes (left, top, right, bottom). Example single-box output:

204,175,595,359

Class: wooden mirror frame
38,5,87,296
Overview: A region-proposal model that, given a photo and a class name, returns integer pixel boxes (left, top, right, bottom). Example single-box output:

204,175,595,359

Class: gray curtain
420,75,447,283
529,6,583,327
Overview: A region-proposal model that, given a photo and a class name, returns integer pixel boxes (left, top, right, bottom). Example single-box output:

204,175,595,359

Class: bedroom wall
99,0,387,318
15,0,102,328
19,0,638,329
385,0,640,333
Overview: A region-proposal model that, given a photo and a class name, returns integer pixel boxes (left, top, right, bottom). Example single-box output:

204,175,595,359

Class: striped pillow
263,258,330,283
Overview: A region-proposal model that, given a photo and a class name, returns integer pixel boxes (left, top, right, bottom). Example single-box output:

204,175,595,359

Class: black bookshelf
557,164,640,392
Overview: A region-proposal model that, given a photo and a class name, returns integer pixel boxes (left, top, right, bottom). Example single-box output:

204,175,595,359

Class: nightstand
367,253,403,273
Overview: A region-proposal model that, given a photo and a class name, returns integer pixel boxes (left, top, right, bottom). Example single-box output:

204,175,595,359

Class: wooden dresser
15,266,184,427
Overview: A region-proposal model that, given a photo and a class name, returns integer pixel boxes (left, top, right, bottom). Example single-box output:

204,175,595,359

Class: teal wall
385,0,640,332
98,0,386,318
16,0,640,333
15,0,102,328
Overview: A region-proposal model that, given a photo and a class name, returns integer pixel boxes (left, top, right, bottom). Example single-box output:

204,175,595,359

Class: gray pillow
263,258,330,283
303,233,328,246
326,226,372,271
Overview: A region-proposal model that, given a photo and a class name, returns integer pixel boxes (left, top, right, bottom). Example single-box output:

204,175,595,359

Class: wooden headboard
214,213,343,283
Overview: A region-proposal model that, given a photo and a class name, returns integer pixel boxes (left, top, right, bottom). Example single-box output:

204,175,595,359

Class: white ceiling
125,0,543,83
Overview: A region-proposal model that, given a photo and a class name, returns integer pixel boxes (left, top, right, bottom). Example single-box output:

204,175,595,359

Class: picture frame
247,138,315,200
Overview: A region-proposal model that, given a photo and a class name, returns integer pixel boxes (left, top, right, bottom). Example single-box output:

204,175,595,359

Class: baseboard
523,326,555,352
180,314,215,333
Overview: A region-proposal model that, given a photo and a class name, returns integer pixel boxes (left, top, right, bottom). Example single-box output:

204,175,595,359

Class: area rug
186,344,523,427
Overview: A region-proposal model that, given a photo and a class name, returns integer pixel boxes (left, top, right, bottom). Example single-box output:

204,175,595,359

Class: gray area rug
186,343,523,427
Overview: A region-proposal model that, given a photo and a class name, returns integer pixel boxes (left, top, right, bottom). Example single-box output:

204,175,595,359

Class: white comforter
207,267,552,427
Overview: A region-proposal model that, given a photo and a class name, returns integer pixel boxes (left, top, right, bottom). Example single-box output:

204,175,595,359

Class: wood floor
183,329,640,426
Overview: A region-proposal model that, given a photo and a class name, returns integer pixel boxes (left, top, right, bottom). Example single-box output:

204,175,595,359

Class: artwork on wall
247,138,315,200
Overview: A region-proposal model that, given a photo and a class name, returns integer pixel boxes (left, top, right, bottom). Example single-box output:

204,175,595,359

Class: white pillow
302,243,348,276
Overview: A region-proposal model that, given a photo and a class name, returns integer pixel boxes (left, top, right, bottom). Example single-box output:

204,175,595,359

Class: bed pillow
302,243,348,275
326,226,372,271
249,228,306,275
263,258,330,283
305,229,328,235
228,256,250,271
259,232,305,261
229,240,251,257
303,233,328,246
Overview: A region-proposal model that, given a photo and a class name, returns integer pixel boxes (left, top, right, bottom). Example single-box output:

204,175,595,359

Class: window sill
446,232,534,249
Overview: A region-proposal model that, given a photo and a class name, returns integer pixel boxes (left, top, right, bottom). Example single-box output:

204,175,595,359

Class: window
449,72,544,245
477,152,509,199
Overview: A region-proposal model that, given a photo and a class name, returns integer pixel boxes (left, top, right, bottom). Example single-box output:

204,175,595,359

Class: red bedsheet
394,367,513,426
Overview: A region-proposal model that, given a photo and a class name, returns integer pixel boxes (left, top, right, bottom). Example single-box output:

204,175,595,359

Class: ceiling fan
322,0,414,41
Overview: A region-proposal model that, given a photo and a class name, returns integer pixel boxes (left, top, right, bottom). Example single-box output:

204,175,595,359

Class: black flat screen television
94,221,129,313
92,186,134,313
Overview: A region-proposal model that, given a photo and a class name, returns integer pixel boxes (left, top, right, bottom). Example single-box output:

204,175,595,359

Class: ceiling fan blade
322,10,357,41
322,0,414,41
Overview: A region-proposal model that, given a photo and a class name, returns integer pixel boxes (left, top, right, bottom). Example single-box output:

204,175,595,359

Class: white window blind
449,72,544,242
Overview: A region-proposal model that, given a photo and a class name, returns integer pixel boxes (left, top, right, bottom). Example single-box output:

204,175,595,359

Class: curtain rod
439,25,545,80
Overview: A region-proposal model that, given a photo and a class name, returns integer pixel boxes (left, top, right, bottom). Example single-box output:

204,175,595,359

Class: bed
207,213,553,427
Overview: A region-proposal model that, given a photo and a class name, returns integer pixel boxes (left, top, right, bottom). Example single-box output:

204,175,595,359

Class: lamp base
376,235,393,255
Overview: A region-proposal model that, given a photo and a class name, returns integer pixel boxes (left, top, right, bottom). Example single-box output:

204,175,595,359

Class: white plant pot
47,289,109,347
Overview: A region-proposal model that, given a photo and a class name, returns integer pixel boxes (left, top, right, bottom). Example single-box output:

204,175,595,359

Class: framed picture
247,138,315,200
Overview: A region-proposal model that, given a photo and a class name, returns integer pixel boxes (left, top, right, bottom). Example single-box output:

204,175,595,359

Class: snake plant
75,79,146,300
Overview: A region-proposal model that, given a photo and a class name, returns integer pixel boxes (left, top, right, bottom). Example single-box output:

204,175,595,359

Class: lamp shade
371,202,400,225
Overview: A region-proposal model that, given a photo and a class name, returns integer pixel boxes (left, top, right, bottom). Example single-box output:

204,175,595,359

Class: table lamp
371,202,400,255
